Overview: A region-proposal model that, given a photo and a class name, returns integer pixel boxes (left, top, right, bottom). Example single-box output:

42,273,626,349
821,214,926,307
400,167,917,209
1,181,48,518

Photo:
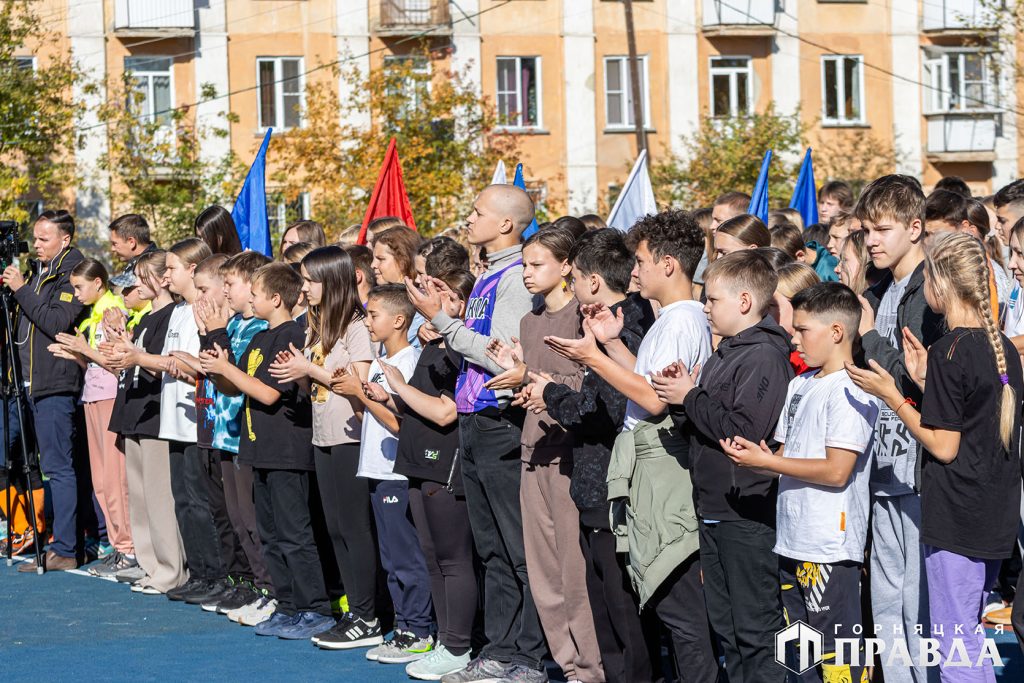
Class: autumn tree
813,130,903,196
273,55,520,238
0,0,82,224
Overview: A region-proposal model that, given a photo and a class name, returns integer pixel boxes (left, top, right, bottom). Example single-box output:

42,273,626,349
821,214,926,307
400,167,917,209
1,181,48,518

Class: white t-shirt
773,370,879,564
1004,283,1024,338
357,344,421,480
623,299,712,430
158,302,200,442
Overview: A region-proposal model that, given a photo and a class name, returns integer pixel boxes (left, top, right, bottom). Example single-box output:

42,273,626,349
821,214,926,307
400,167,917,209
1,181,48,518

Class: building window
257,57,304,130
384,55,431,116
268,192,310,242
15,56,36,72
821,55,865,125
604,55,650,129
710,56,752,118
924,51,995,113
496,57,541,128
124,56,173,127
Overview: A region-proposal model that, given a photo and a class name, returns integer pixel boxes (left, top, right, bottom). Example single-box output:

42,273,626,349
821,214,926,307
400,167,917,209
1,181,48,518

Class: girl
372,226,427,346
835,229,871,295
848,232,1023,682
51,258,134,575
194,205,242,256
769,223,808,263
766,262,819,375
267,246,381,650
280,220,327,256
1005,218,1024,341
100,251,186,594
714,214,771,258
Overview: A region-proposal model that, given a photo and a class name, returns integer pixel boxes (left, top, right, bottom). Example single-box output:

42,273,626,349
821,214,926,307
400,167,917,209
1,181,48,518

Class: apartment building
30,0,1024,233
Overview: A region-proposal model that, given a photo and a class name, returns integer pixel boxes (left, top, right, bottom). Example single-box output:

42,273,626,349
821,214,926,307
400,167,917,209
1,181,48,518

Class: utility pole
623,0,647,157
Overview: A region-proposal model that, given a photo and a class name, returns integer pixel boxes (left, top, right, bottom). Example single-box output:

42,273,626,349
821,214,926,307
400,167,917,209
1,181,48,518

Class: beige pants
521,460,605,683
84,400,133,554
125,437,187,591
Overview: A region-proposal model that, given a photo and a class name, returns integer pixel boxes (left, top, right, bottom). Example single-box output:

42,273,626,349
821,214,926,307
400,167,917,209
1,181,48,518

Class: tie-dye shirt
210,315,268,454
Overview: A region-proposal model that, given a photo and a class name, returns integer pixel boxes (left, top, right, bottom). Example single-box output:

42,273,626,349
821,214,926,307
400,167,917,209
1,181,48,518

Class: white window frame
383,55,431,114
15,56,36,72
709,56,753,118
604,55,650,129
495,56,543,130
924,50,995,114
124,56,175,127
256,57,305,131
269,191,311,239
820,54,866,126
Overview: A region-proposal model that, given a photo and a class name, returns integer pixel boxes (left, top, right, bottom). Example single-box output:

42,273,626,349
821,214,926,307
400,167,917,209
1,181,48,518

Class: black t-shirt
393,340,462,493
236,320,314,471
109,304,175,438
920,328,1023,559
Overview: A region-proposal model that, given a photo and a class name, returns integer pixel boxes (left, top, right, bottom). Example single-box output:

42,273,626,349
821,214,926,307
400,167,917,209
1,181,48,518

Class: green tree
0,0,82,223
813,129,903,197
651,106,805,209
273,56,521,238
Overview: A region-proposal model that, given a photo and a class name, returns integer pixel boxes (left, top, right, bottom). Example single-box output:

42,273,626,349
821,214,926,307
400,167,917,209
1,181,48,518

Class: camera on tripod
0,221,29,271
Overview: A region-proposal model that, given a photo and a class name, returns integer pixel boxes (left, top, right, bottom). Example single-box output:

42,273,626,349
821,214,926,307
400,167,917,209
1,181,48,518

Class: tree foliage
0,0,81,223
813,129,903,197
273,55,520,238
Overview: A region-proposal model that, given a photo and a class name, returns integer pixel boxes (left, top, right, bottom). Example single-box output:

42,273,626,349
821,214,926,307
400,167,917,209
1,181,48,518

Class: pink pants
84,400,133,554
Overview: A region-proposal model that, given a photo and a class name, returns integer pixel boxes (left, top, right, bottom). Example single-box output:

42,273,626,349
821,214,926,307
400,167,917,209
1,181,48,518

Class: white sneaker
406,644,472,680
227,596,267,624
238,597,278,627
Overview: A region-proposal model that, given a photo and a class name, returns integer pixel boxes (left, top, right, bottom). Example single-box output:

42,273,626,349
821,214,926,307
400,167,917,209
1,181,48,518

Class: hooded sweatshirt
673,316,795,524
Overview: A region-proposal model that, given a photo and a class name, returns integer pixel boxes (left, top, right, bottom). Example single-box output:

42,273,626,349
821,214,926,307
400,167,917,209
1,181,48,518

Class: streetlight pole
623,0,647,157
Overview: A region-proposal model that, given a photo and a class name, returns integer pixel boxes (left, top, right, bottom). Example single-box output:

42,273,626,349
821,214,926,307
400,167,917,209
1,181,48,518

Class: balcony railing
376,0,452,36
922,0,996,32
703,0,777,31
926,112,998,157
114,0,194,35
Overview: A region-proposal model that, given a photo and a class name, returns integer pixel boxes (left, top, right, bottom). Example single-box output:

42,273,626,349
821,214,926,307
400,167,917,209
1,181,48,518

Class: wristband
894,397,916,415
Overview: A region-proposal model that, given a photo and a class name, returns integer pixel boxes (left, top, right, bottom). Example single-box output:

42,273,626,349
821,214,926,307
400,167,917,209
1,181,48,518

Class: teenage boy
529,228,658,683
407,184,543,683
721,282,879,683
546,210,717,683
855,174,943,683
994,180,1024,354
330,284,433,665
701,192,752,287
826,211,861,258
199,263,333,640
649,249,793,683
819,180,855,224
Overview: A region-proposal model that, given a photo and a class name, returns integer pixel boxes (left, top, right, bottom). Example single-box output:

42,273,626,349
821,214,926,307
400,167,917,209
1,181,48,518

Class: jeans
27,393,77,557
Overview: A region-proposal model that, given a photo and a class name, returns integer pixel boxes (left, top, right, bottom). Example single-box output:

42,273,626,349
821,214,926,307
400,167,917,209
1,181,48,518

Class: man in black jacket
3,210,86,572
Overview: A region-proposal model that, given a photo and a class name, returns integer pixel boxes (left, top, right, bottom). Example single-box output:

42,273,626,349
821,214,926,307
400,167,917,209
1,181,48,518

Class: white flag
606,150,657,232
491,160,507,185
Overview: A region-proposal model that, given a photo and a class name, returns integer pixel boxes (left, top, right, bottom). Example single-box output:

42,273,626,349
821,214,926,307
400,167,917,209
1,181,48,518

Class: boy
701,192,752,287
527,228,658,683
855,174,943,683
650,249,793,683
195,251,274,623
826,211,861,258
994,181,1024,354
407,185,543,683
199,263,333,640
721,282,879,683
330,284,432,664
343,244,376,307
818,180,855,224
546,210,717,682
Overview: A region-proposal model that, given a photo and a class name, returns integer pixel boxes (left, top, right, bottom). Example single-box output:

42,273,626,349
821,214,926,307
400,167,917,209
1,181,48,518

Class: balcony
374,0,452,37
926,112,998,161
703,0,777,36
922,0,996,34
114,0,194,37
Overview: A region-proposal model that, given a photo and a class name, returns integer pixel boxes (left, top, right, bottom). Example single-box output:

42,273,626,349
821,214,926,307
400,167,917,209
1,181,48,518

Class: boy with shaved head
408,184,544,682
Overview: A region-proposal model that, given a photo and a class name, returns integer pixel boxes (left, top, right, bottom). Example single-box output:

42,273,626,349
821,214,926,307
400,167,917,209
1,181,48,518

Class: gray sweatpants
870,494,938,683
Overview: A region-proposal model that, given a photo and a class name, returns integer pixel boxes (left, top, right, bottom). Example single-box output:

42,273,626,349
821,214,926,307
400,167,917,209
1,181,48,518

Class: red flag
356,138,416,245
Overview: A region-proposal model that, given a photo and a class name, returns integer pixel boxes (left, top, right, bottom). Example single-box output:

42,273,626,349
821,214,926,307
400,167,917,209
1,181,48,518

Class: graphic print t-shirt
210,315,268,454
159,302,200,442
108,304,174,438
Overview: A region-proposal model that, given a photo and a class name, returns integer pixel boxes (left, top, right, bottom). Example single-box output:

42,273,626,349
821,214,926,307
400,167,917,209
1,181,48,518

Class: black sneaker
208,582,258,614
315,612,384,650
185,578,233,606
167,578,205,602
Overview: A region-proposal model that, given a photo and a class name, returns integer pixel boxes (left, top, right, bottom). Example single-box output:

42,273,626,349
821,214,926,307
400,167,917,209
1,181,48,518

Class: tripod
1,282,43,573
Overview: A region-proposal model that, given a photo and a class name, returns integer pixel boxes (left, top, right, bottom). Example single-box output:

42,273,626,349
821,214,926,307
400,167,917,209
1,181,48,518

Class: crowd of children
4,173,1024,683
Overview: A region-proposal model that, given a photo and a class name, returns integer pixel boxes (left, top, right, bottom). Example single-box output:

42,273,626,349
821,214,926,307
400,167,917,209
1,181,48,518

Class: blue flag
748,150,772,223
231,128,273,257
789,148,819,228
513,163,540,239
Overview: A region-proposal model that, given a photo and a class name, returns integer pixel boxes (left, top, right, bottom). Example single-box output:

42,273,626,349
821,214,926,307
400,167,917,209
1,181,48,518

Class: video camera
0,221,29,272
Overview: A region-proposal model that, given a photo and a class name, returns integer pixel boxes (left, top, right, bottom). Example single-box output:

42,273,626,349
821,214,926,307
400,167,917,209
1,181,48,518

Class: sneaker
185,578,233,606
407,645,472,681
175,579,218,603
227,595,264,624
208,583,259,614
254,611,299,637
238,597,278,627
166,578,205,602
983,592,1006,618
0,529,34,556
366,631,411,662
94,540,114,560
499,664,548,683
91,552,139,578
440,657,512,683
115,565,147,583
315,613,384,650
275,611,335,640
377,632,435,664
130,581,163,595
987,605,1014,625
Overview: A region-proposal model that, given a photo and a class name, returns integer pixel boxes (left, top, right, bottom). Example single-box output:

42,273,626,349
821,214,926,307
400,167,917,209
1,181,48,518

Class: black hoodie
672,316,794,524
543,295,647,528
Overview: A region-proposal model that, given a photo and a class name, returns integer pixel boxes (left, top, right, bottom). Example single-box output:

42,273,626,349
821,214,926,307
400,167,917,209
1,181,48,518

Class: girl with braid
848,231,1023,681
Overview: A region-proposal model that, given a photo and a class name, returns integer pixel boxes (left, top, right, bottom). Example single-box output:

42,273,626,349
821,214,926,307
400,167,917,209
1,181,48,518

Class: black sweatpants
253,467,330,616
168,441,223,581
580,525,662,683
200,447,245,580
408,479,477,654
699,519,785,683
220,456,272,591
314,444,378,620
